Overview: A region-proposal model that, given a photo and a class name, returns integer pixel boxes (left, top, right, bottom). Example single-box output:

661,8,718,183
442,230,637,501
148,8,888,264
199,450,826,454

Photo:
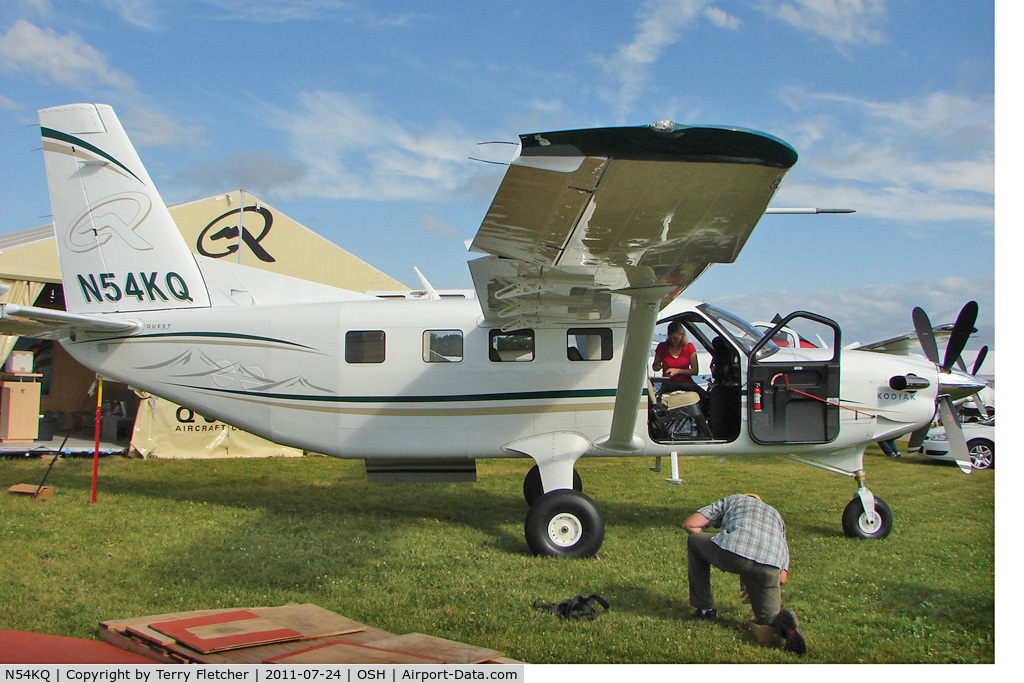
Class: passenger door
747,312,841,445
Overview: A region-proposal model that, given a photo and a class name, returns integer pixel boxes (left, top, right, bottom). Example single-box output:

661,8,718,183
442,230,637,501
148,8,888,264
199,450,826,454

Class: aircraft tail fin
38,103,211,314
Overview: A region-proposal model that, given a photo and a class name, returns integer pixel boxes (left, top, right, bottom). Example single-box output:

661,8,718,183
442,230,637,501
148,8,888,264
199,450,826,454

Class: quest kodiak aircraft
0,103,985,557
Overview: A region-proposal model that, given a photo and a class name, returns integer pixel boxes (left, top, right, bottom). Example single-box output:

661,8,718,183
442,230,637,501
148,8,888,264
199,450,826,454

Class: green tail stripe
41,127,142,184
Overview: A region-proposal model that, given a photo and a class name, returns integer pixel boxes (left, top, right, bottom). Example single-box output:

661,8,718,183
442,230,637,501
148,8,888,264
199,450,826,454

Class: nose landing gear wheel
842,496,893,539
525,489,604,558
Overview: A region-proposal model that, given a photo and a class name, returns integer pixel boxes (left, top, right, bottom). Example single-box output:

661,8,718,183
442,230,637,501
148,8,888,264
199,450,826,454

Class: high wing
469,122,797,329
851,325,955,355
0,303,139,340
467,121,798,450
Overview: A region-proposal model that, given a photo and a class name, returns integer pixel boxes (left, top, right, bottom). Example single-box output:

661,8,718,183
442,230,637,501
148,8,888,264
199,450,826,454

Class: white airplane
1,103,986,557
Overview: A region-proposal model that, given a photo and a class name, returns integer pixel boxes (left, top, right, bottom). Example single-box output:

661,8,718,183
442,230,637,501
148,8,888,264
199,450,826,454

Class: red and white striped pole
90,376,102,505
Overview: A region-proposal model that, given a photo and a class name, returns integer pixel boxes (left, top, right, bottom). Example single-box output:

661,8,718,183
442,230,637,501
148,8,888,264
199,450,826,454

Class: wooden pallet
99,603,511,664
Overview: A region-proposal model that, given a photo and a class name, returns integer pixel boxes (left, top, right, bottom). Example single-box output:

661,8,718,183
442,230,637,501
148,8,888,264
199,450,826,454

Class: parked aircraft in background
753,320,819,348
1,104,987,557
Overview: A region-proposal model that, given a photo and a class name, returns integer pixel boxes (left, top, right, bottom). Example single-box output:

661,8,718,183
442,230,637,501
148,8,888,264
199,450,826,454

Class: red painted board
148,610,303,653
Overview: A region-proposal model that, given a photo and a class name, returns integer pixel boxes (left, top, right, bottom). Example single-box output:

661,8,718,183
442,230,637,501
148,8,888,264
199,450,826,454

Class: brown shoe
771,609,806,655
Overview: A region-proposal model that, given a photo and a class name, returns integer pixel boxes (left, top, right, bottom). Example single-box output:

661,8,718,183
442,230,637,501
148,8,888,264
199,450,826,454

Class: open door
648,307,744,444
747,311,841,445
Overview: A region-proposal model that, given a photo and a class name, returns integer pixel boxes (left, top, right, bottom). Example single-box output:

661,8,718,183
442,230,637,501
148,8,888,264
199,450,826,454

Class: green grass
0,447,993,663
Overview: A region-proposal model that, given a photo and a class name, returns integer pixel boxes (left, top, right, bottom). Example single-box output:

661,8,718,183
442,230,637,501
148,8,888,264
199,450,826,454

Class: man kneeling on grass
683,493,806,655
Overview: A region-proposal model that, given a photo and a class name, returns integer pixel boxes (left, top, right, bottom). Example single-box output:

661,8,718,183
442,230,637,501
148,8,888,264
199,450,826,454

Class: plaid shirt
698,495,790,570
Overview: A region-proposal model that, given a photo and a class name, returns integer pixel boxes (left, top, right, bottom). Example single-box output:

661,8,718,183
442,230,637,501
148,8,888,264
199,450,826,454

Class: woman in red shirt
652,321,707,399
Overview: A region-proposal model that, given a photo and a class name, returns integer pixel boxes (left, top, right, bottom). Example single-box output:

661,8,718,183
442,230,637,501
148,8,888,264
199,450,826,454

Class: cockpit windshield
697,303,780,359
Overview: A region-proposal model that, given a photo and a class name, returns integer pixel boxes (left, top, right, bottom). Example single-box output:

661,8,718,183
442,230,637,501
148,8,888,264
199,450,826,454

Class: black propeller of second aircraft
907,301,980,472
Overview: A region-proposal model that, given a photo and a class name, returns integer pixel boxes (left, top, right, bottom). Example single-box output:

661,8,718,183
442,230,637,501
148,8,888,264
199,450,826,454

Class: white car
918,417,995,470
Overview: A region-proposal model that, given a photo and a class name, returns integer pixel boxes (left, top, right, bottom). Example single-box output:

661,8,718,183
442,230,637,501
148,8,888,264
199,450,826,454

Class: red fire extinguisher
753,383,762,412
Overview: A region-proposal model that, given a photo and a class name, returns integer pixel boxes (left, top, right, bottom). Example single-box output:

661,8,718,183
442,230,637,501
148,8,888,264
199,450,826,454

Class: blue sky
0,0,997,364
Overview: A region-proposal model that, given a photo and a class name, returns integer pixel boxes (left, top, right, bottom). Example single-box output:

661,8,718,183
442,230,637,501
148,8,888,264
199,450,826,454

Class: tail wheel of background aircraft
523,465,583,505
525,489,605,558
841,496,893,539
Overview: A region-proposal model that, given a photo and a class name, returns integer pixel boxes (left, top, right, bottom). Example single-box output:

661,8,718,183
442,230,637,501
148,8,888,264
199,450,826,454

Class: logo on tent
197,205,276,262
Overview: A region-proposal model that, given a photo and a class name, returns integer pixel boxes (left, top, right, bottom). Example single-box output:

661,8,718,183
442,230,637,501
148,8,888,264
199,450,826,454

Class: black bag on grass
533,594,609,620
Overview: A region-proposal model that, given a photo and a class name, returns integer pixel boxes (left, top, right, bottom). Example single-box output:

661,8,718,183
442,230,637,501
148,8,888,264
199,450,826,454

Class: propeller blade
942,301,978,373
972,346,988,376
953,347,989,419
912,307,939,365
907,424,931,450
937,395,972,474
969,393,990,420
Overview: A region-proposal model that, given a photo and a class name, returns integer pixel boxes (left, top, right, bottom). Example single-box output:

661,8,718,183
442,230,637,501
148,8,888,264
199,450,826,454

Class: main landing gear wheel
522,465,582,506
524,490,605,558
842,496,893,539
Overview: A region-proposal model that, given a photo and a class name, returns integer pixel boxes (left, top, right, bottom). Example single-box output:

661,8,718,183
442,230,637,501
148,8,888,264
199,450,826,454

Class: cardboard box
1,381,41,441
4,351,33,374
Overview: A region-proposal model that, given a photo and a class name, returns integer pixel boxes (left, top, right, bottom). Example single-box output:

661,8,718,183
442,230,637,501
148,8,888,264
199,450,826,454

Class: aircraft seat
648,378,711,441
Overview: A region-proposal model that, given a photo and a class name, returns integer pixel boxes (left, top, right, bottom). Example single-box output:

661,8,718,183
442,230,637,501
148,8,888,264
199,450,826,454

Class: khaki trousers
687,532,782,625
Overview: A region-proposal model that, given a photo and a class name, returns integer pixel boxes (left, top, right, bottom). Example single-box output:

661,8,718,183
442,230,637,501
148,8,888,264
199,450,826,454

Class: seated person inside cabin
652,321,708,401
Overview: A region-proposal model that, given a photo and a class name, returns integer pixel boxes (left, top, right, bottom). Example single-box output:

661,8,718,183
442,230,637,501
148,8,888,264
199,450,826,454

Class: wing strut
595,287,671,453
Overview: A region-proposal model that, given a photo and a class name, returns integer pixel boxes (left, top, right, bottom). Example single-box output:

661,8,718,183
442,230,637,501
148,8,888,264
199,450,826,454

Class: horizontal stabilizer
0,303,139,340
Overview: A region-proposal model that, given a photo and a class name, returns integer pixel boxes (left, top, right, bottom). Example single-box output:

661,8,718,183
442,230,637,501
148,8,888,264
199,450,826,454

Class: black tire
524,490,605,558
967,438,994,470
523,465,582,505
842,496,893,539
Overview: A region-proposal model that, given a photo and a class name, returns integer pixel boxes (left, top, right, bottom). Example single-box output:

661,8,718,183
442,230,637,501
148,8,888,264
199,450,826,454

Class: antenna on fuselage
413,267,441,300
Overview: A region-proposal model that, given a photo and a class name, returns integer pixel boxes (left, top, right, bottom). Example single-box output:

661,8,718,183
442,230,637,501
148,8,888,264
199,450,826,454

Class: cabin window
489,329,535,362
423,330,464,362
345,330,386,363
567,328,612,361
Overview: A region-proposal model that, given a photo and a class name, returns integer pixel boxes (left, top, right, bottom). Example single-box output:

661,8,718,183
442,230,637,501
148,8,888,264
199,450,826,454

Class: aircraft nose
938,368,987,401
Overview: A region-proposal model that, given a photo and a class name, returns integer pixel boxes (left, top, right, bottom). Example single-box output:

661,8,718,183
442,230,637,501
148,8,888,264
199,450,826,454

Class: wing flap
471,156,608,265
0,303,139,340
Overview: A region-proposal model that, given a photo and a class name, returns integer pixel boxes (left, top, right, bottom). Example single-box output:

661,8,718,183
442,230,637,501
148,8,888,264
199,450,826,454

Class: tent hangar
0,191,407,458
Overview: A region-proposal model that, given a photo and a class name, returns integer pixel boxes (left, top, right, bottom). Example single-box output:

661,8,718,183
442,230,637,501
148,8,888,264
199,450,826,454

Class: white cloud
703,5,742,30
95,0,165,31
13,0,53,19
120,104,206,148
196,0,420,27
594,0,712,121
775,86,994,223
760,0,888,52
0,19,134,90
0,20,208,154
172,149,307,200
265,90,480,202
420,214,458,239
